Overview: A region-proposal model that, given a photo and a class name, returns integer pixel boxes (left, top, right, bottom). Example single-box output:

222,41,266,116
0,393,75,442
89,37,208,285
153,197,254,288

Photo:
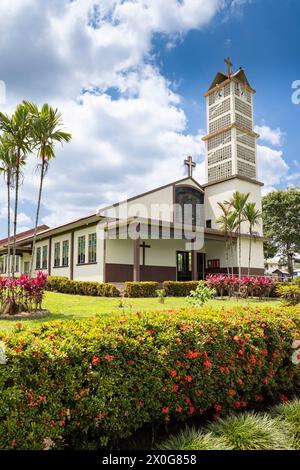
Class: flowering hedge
206,275,276,298
0,271,47,315
0,306,299,449
46,276,120,297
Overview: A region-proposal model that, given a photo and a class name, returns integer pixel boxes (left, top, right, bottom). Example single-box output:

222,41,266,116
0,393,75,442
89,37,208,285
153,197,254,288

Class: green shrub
124,281,159,298
46,276,120,297
208,412,294,450
187,281,216,307
163,281,199,297
277,284,300,306
292,277,300,287
0,306,299,449
271,398,300,449
159,427,232,450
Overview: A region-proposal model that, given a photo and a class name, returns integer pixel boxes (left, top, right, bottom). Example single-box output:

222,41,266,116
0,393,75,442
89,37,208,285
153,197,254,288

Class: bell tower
202,59,260,184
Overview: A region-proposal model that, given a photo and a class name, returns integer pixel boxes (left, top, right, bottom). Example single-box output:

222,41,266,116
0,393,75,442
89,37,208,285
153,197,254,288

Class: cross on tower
184,156,196,177
225,57,233,77
140,241,151,266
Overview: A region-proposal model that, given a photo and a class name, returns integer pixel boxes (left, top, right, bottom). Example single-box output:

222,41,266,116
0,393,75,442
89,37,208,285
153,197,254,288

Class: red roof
0,225,49,248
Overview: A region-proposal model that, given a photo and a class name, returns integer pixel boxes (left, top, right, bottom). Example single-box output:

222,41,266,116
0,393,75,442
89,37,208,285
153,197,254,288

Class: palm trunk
238,219,242,279
226,238,230,277
12,161,20,280
7,173,11,280
29,158,45,278
248,227,252,276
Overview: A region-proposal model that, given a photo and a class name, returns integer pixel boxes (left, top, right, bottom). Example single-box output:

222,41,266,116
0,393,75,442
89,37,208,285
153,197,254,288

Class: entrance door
197,253,206,280
177,251,192,281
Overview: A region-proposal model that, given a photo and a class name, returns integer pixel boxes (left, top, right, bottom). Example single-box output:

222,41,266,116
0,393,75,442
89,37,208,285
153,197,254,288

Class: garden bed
0,309,50,320
0,305,299,449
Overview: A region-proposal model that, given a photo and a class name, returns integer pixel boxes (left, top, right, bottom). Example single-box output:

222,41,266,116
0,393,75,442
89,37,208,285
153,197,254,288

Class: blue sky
0,0,299,238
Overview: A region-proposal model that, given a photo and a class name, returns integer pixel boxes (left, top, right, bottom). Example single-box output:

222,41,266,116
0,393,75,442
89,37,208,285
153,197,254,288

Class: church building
0,62,265,284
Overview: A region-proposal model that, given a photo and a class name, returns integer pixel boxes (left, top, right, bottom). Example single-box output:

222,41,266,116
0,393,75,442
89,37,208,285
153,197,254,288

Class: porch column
191,248,198,281
133,224,141,282
133,237,140,281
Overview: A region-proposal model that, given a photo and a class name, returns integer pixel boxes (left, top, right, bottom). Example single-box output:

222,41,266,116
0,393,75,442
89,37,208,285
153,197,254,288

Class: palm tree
216,202,237,276
0,134,17,280
243,202,262,276
25,102,72,277
0,104,32,279
226,191,250,279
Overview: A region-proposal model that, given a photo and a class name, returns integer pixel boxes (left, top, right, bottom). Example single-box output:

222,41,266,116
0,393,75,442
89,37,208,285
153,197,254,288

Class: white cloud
257,145,289,194
0,0,258,234
255,125,284,146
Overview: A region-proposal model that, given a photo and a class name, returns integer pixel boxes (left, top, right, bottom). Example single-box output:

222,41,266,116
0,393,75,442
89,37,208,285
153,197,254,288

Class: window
175,186,204,226
0,256,4,274
62,240,69,267
208,259,220,269
42,245,48,270
36,247,41,270
206,220,212,229
54,242,61,267
24,261,30,275
88,233,97,263
15,255,20,273
78,236,85,264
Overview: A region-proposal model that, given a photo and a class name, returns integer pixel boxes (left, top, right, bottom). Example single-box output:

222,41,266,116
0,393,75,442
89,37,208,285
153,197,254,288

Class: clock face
215,87,224,101
238,84,247,100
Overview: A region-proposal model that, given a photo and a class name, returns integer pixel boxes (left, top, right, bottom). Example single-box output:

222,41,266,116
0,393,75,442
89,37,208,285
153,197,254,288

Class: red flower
175,405,182,413
227,389,236,396
214,404,222,412
162,406,169,414
204,360,213,368
184,375,192,383
162,386,167,393
255,394,263,402
234,400,241,409
48,334,55,341
103,354,114,362
188,406,195,415
187,350,200,359
280,394,288,402
169,370,177,376
172,384,179,392
236,378,243,385
91,356,101,365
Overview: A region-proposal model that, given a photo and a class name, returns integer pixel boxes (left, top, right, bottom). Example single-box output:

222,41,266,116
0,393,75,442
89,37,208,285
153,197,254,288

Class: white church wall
205,240,237,268
240,237,264,270
205,178,263,235
50,233,72,278
73,225,104,282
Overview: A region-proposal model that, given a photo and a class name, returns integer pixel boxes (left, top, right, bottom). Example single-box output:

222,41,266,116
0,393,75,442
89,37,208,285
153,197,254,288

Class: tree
243,202,262,276
0,134,17,280
0,104,31,278
263,188,300,277
25,102,72,277
216,202,237,276
226,191,250,278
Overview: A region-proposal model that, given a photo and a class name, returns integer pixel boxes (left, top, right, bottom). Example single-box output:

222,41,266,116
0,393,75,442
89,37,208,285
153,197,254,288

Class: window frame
77,235,86,265
54,242,61,267
62,240,69,267
36,247,41,270
88,233,97,264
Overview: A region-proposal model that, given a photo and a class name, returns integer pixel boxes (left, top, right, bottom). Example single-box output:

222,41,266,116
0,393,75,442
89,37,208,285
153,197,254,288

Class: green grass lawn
0,292,280,331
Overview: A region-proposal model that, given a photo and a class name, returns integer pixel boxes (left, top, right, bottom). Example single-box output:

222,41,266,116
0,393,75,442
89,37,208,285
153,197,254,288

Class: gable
100,177,204,223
